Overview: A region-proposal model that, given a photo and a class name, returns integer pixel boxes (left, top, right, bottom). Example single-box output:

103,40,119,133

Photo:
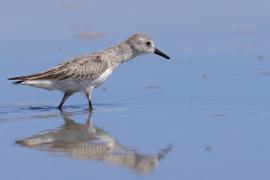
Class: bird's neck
117,42,139,62
104,41,140,67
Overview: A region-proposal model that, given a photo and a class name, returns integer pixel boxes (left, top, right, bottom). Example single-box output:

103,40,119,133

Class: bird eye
146,41,151,46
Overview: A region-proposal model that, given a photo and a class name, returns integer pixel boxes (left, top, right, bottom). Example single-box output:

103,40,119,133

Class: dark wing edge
8,73,45,84
7,65,64,84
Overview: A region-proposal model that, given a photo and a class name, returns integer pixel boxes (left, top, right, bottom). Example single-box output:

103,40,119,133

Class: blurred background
1,0,270,180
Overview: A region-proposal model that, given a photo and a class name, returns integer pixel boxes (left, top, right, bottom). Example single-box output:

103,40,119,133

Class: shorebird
8,33,170,111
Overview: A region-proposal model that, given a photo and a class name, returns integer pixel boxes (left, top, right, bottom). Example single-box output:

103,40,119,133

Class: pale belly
92,68,113,87
21,69,113,92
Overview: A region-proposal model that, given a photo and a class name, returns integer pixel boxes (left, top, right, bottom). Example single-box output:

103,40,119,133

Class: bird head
125,33,170,60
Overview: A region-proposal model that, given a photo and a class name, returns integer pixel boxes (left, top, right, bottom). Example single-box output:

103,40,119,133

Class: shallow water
1,0,270,179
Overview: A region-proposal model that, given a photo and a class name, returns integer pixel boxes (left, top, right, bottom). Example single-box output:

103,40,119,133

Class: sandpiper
8,33,170,111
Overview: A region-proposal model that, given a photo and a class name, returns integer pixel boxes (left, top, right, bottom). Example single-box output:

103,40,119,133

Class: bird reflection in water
16,112,171,174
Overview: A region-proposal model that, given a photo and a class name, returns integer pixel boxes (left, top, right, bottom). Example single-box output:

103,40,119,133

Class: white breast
93,68,113,87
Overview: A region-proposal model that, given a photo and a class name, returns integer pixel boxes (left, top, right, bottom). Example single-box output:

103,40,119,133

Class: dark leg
58,92,73,110
86,92,93,111
86,111,93,127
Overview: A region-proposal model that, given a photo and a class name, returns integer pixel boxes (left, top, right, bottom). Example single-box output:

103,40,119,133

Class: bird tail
8,72,45,85
8,76,26,85
12,80,24,85
8,76,30,84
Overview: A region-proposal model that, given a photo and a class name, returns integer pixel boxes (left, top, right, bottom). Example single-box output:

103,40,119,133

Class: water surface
1,0,270,179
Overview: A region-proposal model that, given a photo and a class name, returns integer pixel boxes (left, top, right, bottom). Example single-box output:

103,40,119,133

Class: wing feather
8,54,108,83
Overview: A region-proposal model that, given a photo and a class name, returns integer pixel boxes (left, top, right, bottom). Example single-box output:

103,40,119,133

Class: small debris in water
202,74,208,80
214,113,226,117
237,29,256,35
77,31,103,40
261,71,270,76
63,3,80,12
257,54,263,60
188,96,196,101
180,59,193,64
206,145,212,152
145,85,160,90
251,42,257,48
101,86,107,91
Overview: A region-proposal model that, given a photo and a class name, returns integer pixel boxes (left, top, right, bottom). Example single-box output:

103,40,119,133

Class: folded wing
8,55,108,84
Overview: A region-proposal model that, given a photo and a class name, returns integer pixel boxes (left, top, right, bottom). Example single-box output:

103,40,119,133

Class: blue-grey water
1,0,270,179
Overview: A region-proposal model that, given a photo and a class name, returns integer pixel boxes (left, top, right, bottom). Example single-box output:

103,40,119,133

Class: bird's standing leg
86,111,93,128
85,92,93,112
82,85,94,112
58,92,74,110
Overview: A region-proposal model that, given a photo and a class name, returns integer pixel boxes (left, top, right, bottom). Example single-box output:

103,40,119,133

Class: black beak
154,48,170,60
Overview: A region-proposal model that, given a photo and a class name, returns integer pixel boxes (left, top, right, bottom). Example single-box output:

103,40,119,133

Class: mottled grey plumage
8,33,170,111
10,54,108,81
